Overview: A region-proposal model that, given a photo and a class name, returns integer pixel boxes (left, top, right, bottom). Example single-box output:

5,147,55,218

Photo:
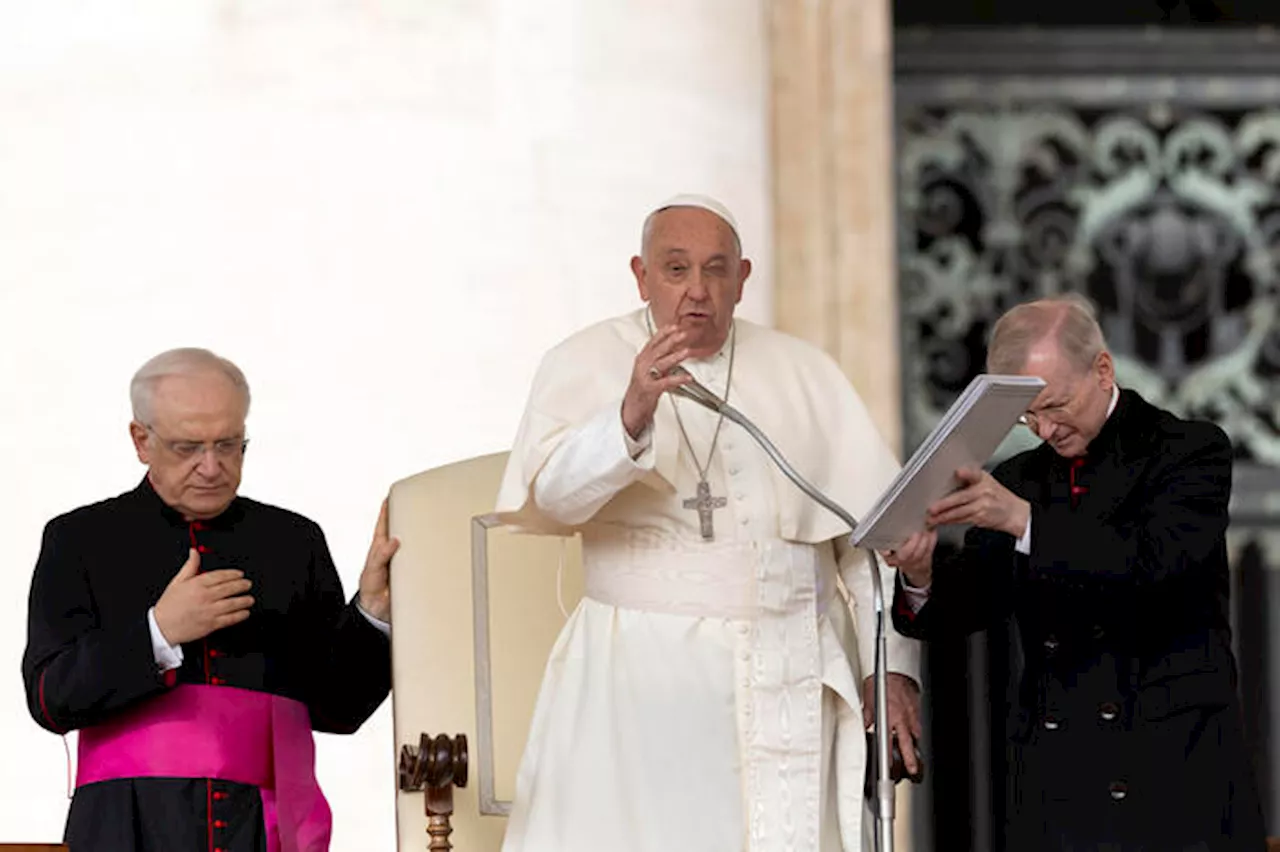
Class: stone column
768,0,902,453
768,1,914,849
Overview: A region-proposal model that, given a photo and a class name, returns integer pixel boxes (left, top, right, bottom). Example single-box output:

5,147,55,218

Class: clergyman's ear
129,421,152,465
631,255,650,302
1096,350,1115,388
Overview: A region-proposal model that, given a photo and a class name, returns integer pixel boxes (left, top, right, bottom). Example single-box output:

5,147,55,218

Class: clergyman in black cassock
21,348,399,852
887,296,1265,852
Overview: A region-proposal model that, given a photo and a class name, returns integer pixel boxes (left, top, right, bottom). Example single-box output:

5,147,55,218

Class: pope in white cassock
494,195,922,852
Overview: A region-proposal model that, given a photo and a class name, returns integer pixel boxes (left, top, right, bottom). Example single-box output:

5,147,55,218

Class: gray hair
130,347,251,424
640,205,742,259
986,293,1107,375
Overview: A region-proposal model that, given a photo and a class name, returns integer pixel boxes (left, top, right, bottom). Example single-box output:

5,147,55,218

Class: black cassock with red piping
22,478,390,852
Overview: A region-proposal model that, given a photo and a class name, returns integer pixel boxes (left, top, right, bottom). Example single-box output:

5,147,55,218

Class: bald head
987,294,1107,376
131,347,250,425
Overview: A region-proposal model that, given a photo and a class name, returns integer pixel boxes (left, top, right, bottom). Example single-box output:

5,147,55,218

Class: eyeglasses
144,424,248,461
1018,409,1062,431
1017,388,1079,432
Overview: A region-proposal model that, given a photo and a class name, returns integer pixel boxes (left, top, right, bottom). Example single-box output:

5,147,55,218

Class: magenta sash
76,684,332,852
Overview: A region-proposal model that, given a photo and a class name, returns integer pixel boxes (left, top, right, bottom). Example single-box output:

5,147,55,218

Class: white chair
387,452,583,852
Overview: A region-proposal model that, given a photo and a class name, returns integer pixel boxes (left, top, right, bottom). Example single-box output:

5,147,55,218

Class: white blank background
0,1,771,848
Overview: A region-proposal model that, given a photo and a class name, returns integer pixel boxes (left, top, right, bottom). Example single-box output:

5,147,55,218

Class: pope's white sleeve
532,403,656,526
836,538,921,684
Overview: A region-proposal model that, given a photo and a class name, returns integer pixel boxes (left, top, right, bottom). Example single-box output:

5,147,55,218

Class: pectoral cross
683,479,727,541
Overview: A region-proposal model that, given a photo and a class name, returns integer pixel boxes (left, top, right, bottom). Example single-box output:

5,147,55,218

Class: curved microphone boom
668,367,731,413
667,367,898,852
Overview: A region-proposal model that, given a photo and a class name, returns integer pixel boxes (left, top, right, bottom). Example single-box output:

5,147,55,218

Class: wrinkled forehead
1022,342,1087,398
149,372,247,426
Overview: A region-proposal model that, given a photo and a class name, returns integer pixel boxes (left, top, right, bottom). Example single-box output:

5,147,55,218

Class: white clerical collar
1105,384,1120,418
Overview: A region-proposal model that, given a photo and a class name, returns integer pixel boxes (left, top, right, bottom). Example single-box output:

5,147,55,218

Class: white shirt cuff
357,603,391,636
900,579,931,613
622,419,652,461
147,607,184,673
1015,515,1032,555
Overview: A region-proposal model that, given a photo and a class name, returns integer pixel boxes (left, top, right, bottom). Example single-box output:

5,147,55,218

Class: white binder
851,374,1045,551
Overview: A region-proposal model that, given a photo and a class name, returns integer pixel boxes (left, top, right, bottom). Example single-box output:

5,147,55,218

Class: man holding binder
888,294,1265,851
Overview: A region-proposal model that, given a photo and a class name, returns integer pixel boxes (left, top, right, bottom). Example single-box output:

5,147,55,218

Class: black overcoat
894,390,1265,851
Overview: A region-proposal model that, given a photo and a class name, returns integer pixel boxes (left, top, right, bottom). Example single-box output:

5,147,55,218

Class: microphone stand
670,372,898,852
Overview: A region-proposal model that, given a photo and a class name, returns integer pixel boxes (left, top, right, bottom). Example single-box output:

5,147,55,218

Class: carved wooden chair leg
399,733,469,852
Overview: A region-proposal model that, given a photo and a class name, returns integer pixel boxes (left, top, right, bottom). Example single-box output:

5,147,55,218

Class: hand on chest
88,525,308,633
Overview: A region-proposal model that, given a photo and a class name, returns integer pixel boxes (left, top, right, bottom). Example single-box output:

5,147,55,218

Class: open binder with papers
851,374,1046,551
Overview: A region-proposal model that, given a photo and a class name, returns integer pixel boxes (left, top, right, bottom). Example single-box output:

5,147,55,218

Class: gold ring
648,367,662,380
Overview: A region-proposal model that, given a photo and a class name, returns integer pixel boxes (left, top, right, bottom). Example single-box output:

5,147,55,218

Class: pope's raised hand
621,324,693,439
